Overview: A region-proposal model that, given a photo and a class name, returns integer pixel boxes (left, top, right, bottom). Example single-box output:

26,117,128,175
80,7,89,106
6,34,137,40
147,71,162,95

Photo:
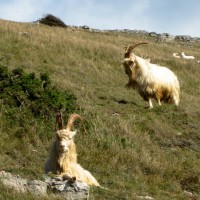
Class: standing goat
45,113,100,186
122,43,180,108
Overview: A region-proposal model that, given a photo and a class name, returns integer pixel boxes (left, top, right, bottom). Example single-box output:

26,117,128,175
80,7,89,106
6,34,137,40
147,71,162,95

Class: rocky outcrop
67,24,200,43
0,171,89,200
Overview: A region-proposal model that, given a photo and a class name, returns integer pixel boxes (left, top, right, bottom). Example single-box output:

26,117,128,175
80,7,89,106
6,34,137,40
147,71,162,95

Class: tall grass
0,19,200,199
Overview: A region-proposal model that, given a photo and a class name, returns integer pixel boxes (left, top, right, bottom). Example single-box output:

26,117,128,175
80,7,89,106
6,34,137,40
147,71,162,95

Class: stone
0,171,90,199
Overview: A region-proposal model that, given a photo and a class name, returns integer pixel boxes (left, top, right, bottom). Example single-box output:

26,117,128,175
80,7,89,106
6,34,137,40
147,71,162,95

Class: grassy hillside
0,19,200,200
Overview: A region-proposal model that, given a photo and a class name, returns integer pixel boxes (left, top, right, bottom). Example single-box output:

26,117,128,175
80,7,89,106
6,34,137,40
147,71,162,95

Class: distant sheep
45,113,100,186
181,52,195,60
123,42,180,108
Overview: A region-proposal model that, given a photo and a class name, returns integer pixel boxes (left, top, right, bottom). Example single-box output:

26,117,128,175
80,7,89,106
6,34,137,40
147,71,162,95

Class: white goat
45,113,100,186
172,53,181,58
181,52,195,60
123,43,180,108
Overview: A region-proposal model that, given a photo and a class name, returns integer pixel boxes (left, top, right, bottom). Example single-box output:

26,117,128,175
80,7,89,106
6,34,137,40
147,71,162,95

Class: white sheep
123,43,180,108
45,113,100,186
181,52,195,59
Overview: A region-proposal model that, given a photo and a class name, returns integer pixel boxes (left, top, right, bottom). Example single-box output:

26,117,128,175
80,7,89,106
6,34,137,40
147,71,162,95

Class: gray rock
45,176,89,199
27,180,47,195
0,171,28,193
0,171,90,199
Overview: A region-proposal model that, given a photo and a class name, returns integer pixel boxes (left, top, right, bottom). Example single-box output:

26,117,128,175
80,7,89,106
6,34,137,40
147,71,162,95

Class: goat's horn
55,111,64,130
125,42,148,58
66,114,81,132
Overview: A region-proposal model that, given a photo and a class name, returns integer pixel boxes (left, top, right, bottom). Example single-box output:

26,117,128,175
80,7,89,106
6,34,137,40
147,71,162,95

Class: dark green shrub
39,14,67,27
0,65,78,140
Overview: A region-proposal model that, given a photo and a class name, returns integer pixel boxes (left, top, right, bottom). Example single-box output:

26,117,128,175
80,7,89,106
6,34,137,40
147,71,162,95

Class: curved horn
124,42,148,58
66,114,81,132
55,111,64,130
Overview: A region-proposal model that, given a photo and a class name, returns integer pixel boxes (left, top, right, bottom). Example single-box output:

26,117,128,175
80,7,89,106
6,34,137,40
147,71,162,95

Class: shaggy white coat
45,129,100,186
123,54,180,108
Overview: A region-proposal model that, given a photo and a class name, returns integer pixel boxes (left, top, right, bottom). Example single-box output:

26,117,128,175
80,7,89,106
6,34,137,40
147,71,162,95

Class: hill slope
0,19,200,199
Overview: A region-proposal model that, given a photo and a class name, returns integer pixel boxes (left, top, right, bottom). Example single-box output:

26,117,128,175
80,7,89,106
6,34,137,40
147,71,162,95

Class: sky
0,0,200,37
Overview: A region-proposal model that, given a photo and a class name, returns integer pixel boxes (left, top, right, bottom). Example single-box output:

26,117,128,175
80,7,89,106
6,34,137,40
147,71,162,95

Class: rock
0,171,90,199
45,176,89,199
156,33,175,42
149,32,158,37
183,190,195,198
137,195,154,200
80,25,90,30
175,35,193,42
27,180,47,195
66,24,200,43
0,171,28,193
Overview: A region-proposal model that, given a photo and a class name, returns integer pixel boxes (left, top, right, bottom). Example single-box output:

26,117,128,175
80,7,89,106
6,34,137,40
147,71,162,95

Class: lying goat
123,43,180,108
172,53,181,58
181,52,195,60
45,113,100,186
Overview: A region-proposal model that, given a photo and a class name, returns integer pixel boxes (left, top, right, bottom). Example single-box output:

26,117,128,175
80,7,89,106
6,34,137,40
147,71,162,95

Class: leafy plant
0,65,78,140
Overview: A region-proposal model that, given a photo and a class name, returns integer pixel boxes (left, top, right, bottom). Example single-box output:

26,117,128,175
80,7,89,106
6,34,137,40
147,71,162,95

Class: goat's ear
56,130,60,138
70,130,77,138
122,58,134,65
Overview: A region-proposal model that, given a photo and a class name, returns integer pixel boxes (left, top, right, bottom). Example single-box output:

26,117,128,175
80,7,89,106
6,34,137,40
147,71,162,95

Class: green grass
0,19,200,199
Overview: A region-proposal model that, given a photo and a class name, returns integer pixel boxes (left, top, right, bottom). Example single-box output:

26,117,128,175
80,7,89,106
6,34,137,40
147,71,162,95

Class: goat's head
123,42,148,76
123,58,135,76
56,114,81,153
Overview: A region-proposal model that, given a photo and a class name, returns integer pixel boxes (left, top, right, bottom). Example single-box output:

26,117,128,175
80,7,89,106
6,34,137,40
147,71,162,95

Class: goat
172,53,181,58
45,113,100,186
122,43,180,108
181,52,195,60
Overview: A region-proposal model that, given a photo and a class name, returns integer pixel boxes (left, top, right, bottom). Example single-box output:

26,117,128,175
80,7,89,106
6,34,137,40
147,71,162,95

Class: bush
0,65,78,140
39,14,67,27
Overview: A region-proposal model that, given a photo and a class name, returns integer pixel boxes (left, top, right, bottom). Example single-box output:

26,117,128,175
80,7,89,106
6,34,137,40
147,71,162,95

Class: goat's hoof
72,176,76,182
63,174,73,181
63,174,76,183
68,176,76,184
145,106,153,109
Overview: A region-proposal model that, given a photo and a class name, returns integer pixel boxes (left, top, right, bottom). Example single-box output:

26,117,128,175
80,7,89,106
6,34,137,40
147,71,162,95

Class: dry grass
0,19,200,199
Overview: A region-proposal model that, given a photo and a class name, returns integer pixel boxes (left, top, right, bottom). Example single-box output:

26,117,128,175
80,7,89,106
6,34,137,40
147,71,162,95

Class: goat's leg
157,99,161,106
148,98,153,108
173,95,179,106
